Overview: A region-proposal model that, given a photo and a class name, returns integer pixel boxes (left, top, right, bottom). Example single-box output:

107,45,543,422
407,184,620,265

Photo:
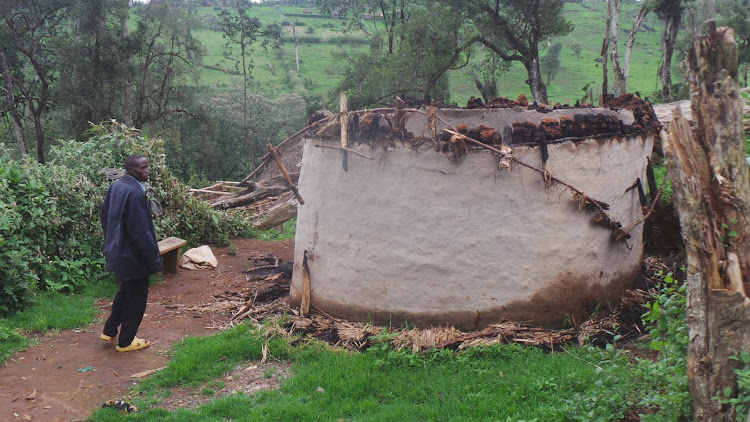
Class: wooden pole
266,143,305,205
662,22,750,421
340,92,348,172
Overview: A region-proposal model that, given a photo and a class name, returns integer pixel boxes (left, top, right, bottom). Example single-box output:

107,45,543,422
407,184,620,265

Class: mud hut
290,95,659,330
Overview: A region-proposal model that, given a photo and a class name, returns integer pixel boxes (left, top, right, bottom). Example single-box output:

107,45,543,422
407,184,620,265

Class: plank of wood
157,237,187,254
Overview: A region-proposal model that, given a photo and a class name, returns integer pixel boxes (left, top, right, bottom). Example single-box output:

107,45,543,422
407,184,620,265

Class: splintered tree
663,21,750,420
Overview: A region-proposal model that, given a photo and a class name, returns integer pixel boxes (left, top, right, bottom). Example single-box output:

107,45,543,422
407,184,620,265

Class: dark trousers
103,276,149,348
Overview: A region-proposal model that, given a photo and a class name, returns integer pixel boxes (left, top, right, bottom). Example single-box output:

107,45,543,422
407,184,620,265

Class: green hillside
164,2,673,107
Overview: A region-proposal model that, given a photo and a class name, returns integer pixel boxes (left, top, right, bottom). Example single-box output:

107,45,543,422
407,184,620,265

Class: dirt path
0,238,294,422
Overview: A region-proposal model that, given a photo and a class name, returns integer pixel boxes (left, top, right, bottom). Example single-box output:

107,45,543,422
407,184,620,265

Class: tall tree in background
601,0,612,98
654,0,684,102
317,0,412,54
718,0,750,86
219,0,280,168
472,48,507,103
332,2,472,108
541,42,562,85
0,27,27,161
55,0,131,140
129,1,205,128
0,0,69,163
606,0,650,96
685,0,718,39
451,0,574,105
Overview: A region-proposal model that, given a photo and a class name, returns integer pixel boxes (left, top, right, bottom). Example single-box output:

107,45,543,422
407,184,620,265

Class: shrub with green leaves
0,122,254,315
636,272,693,420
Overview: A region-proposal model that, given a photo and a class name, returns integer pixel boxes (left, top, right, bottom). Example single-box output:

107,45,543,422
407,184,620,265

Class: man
100,154,163,352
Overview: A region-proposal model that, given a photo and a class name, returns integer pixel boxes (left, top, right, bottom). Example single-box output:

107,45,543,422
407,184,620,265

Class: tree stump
663,21,750,421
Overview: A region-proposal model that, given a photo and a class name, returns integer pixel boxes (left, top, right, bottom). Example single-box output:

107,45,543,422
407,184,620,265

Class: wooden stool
157,237,187,274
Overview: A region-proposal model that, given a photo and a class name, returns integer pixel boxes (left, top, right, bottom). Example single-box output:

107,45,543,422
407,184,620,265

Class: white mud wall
291,128,654,329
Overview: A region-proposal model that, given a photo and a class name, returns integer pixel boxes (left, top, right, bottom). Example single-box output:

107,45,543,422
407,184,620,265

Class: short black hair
125,154,146,170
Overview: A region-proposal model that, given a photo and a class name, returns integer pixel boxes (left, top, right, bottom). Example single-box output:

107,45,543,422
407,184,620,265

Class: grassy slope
176,3,671,106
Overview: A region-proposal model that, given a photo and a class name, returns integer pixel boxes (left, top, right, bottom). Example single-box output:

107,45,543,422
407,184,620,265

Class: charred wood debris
203,254,676,353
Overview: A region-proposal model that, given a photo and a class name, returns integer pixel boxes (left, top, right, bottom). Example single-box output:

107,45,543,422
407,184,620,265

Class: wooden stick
266,143,305,205
238,118,333,186
300,250,311,316
442,128,628,240
189,188,238,195
340,92,349,171
616,174,668,241
313,144,373,159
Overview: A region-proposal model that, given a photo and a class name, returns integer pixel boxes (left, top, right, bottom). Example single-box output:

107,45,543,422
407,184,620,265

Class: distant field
144,2,675,107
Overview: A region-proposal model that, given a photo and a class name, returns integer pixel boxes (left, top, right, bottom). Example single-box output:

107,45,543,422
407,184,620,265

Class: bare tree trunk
526,0,548,105
610,0,625,95
30,107,45,164
659,14,681,102
121,0,134,127
0,50,27,161
621,7,649,94
662,22,750,421
292,22,300,73
601,0,612,99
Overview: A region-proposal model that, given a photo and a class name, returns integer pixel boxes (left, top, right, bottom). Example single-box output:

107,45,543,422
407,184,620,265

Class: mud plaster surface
292,129,654,329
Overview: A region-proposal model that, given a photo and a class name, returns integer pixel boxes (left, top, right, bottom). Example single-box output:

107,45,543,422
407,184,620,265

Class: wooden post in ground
662,22,750,421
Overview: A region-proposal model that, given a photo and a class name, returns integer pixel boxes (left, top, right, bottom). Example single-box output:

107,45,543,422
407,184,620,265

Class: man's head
125,155,150,182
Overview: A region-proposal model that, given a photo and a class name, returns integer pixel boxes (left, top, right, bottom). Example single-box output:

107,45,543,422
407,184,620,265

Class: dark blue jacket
101,175,163,278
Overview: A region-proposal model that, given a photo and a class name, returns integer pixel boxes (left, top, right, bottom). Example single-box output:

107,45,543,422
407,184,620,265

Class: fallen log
252,190,299,231
211,185,290,209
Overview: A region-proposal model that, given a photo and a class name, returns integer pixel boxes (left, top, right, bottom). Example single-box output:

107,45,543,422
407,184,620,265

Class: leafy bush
717,351,750,420
0,122,253,315
636,272,693,420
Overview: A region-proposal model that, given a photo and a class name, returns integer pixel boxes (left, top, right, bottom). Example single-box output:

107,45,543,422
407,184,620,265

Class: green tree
0,26,27,160
218,0,280,169
447,0,574,105
54,0,131,140
569,41,582,72
0,0,70,163
654,0,685,102
317,0,413,54
331,2,472,108
164,90,306,183
719,0,750,86
472,48,508,103
541,42,562,85
129,1,205,128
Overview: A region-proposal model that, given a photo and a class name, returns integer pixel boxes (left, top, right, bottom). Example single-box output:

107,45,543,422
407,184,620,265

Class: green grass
0,278,119,363
89,324,645,421
254,217,297,241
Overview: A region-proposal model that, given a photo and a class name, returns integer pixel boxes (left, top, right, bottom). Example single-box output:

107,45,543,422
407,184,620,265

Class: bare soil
0,238,294,422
